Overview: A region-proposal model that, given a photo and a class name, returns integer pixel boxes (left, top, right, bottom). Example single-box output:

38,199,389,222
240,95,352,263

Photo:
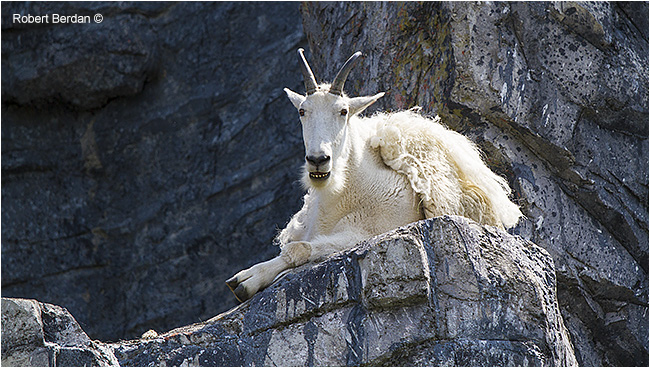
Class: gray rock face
1,298,118,366
110,216,576,366
2,2,306,341
301,2,648,366
2,2,160,110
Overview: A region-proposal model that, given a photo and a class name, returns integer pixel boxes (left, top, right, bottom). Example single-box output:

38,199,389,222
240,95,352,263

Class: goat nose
306,155,330,166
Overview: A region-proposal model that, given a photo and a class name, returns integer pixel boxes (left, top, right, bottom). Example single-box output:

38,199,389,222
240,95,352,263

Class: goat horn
298,48,318,95
329,51,362,96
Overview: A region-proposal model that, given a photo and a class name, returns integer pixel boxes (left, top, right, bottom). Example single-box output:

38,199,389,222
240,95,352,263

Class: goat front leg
226,241,312,302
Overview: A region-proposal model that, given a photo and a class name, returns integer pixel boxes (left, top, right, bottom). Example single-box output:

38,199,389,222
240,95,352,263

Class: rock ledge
2,216,577,366
121,216,577,366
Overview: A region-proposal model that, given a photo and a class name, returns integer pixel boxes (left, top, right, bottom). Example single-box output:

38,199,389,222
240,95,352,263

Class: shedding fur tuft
370,109,522,228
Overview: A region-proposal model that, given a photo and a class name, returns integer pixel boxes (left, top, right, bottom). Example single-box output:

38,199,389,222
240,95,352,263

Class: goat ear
284,88,306,109
349,92,385,116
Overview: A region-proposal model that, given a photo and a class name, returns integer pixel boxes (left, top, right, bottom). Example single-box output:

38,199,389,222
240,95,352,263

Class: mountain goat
226,49,522,302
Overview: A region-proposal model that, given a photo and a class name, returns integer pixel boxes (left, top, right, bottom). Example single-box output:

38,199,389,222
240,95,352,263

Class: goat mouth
309,171,330,180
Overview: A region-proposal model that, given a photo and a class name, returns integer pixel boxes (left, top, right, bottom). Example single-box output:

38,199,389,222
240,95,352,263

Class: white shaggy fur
226,52,522,302
370,109,522,228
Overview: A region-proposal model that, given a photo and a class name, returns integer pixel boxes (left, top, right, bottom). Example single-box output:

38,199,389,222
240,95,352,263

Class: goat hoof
233,284,251,303
226,275,251,303
225,276,239,290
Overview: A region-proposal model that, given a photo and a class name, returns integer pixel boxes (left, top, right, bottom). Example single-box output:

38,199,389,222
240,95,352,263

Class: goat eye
340,109,348,116
299,108,305,116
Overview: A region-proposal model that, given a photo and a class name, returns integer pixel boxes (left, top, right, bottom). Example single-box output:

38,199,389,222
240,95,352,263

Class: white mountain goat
226,49,522,302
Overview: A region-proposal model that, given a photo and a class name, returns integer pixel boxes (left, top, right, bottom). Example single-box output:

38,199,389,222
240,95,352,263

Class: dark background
2,2,647,366
3,1,307,341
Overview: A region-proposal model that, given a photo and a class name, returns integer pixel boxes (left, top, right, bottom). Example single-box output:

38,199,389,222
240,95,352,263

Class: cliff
3,217,577,366
1,1,647,366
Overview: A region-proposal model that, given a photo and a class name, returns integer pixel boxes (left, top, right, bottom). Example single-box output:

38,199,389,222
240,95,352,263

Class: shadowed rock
1,2,306,342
